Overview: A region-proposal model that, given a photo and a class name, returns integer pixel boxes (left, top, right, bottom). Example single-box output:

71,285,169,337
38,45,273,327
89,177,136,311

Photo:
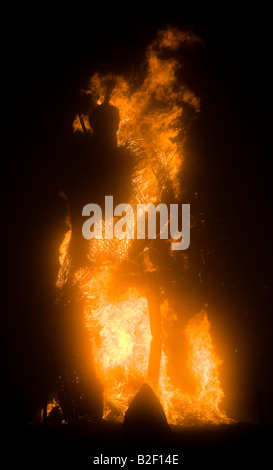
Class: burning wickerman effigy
53,27,232,427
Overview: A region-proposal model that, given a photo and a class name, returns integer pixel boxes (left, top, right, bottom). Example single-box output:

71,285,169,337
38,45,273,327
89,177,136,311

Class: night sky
2,5,272,427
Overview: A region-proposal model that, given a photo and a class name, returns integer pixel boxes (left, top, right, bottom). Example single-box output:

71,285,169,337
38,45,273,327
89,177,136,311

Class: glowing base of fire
83,279,231,425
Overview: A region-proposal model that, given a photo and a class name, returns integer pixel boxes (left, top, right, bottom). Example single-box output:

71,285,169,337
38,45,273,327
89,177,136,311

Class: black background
2,4,272,427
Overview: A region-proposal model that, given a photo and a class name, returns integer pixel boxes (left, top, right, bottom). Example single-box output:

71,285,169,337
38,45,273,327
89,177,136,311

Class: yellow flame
83,269,151,419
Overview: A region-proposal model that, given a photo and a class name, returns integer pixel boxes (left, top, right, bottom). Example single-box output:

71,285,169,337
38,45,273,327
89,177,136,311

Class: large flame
85,276,151,420
57,27,232,425
158,310,231,424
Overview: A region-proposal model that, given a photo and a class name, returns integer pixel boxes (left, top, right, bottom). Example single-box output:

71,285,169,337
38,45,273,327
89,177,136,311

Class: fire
56,27,232,425
56,228,71,289
186,311,224,403
85,281,151,420
158,310,231,425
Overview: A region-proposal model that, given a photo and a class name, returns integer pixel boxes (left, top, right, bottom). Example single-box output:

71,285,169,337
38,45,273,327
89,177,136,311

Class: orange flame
58,27,232,425
56,228,71,289
158,310,231,424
